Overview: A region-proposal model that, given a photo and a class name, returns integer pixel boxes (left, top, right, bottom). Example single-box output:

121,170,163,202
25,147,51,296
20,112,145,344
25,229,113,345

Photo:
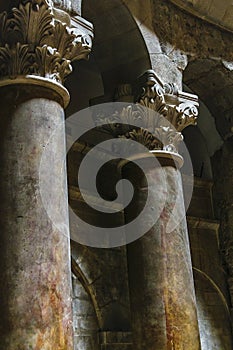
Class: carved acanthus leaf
118,105,145,129
93,70,198,154
95,105,146,136
110,128,162,157
34,45,72,82
47,21,75,57
121,128,162,151
0,0,93,84
0,43,33,77
177,101,198,130
94,103,182,153
117,126,182,153
95,116,121,137
136,76,167,117
11,2,53,46
136,71,199,133
153,127,183,152
67,34,92,61
0,12,9,46
137,95,168,118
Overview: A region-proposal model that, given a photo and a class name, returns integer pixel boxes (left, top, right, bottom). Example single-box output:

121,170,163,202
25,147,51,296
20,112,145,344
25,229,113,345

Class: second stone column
113,70,201,350
122,153,200,350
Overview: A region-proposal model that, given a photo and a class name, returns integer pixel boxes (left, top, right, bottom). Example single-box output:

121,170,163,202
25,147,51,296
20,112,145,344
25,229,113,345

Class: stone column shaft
106,71,201,349
0,87,73,349
0,0,93,348
123,158,200,350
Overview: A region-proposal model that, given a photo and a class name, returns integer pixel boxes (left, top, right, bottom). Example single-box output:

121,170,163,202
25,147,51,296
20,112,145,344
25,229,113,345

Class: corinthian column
0,1,93,348
122,71,201,350
96,70,201,349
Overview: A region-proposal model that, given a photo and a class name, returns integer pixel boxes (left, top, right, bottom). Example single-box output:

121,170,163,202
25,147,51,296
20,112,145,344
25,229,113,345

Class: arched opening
182,83,223,180
72,265,100,350
65,2,151,348
65,0,151,118
194,269,232,350
184,59,233,141
82,0,151,96
184,59,233,349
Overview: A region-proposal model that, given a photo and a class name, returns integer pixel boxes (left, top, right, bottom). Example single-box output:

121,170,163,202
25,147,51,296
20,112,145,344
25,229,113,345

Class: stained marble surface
0,94,73,349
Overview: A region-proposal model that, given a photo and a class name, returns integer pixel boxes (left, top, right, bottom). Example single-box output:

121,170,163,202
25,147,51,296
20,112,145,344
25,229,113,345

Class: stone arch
182,84,223,180
182,124,213,179
184,59,233,142
71,241,131,332
72,257,100,350
66,0,153,338
65,0,152,116
193,268,232,350
81,0,151,97
71,256,101,327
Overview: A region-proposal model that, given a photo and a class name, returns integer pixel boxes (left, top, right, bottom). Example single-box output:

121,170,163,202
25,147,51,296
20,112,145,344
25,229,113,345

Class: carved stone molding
94,70,199,154
135,70,199,132
0,0,93,85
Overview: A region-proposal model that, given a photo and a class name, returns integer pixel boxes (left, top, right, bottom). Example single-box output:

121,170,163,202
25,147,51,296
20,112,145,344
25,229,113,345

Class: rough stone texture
72,257,133,350
186,177,214,219
53,0,82,14
186,175,233,349
149,0,233,146
0,89,73,349
99,331,132,350
152,0,233,61
123,159,200,350
188,220,232,349
194,269,232,350
70,0,81,14
82,0,151,97
122,0,184,89
152,0,233,132
212,137,233,308
72,275,99,350
66,122,133,349
71,242,131,332
184,60,233,140
170,0,233,32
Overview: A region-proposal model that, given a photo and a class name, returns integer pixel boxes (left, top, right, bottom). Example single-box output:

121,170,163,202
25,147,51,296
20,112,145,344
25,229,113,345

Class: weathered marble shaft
123,155,200,350
0,85,73,349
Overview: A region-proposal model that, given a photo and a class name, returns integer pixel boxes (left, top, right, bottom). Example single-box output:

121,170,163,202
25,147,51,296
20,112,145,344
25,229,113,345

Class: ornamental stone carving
135,70,199,133
0,0,93,84
95,70,199,154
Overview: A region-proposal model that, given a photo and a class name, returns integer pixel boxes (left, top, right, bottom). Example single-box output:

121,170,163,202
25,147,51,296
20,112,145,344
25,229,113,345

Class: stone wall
72,275,100,350
212,137,233,309
187,177,233,349
152,0,233,61
170,0,233,32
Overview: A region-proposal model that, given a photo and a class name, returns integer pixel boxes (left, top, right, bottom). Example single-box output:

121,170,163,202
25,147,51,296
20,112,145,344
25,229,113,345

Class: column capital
135,70,199,133
0,0,93,107
95,70,199,156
